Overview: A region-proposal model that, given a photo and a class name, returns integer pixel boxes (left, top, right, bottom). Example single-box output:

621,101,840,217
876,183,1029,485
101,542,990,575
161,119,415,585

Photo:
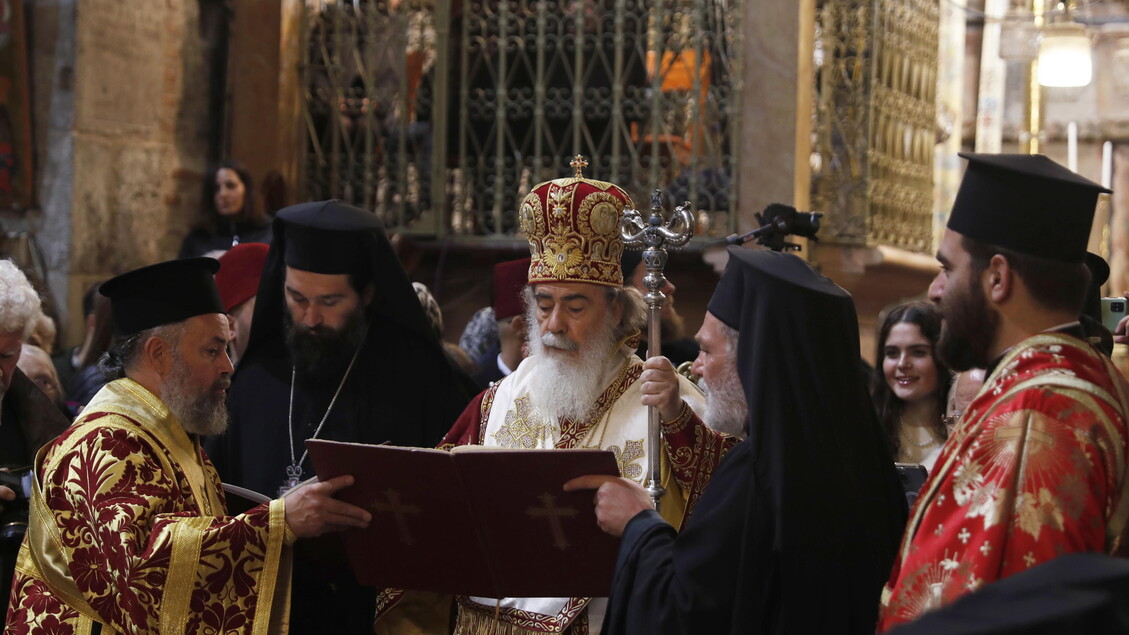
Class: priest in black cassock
207,200,476,633
568,246,908,634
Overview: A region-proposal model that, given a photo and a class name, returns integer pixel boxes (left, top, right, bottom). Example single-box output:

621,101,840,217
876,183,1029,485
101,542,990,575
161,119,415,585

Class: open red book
305,439,622,597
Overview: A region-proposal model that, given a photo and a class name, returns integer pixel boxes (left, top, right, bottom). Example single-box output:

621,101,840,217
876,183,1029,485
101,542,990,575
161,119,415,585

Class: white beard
700,364,747,438
525,311,619,427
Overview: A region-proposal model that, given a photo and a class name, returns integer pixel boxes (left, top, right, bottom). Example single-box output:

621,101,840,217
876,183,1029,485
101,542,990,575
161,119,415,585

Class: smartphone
894,462,929,508
1101,297,1128,333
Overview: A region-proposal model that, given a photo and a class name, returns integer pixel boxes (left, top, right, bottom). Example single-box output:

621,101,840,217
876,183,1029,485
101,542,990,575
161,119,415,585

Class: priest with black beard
567,246,908,634
207,200,476,634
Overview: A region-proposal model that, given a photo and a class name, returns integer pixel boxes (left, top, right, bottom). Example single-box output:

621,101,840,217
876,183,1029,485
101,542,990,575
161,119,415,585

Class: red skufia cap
215,242,270,312
493,257,531,320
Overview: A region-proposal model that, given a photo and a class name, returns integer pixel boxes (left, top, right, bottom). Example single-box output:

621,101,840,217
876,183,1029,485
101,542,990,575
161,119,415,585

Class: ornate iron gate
301,0,742,239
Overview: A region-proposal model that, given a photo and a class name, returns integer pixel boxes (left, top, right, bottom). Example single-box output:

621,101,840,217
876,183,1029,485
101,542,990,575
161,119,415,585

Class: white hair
720,318,739,356
99,322,185,379
0,259,42,338
702,319,745,437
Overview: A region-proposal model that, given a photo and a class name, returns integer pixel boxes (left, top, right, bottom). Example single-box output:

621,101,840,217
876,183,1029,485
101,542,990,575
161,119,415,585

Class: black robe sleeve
602,442,769,635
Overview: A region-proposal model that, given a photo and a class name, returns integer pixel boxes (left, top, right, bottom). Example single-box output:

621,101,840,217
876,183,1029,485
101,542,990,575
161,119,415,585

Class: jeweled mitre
520,156,634,288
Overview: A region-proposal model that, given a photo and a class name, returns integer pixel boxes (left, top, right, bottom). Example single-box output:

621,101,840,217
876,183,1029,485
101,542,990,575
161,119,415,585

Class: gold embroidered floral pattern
609,440,646,480
884,550,974,621
493,396,551,449
6,381,287,635
661,402,738,517
1016,488,1066,540
964,481,1006,530
548,184,574,219
951,459,986,506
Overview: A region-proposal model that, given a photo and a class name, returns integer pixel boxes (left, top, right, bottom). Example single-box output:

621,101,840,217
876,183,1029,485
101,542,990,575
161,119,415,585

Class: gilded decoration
881,332,1129,630
813,0,938,252
522,159,634,287
610,440,646,480
493,396,552,449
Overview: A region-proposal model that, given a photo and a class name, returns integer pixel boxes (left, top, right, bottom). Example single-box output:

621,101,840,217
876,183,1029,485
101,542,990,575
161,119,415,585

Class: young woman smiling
872,301,952,472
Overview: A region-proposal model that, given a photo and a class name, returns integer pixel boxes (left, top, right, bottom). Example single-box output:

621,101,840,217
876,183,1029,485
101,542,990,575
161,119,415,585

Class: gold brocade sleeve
661,402,739,522
11,416,291,635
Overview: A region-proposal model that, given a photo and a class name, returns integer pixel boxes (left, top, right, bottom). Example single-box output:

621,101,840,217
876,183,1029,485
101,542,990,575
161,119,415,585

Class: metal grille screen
302,0,741,239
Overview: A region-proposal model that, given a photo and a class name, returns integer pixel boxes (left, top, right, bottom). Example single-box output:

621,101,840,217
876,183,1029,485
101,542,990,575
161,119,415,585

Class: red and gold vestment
5,379,293,635
878,333,1129,631
375,349,735,635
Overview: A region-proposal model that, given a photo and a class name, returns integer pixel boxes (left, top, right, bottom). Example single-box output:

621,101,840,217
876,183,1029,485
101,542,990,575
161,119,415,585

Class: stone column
934,0,965,251
22,0,220,345
740,0,814,231
227,0,304,205
27,0,76,331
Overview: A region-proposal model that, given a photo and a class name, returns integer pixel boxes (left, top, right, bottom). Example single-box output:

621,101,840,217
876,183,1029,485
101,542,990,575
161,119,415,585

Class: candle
1067,121,1078,172
1103,141,1113,190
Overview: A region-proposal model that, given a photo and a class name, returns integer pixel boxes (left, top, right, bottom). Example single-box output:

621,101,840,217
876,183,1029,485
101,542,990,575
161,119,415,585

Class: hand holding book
306,440,623,597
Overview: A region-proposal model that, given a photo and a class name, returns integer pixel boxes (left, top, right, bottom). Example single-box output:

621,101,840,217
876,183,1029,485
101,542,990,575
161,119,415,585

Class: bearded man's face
284,304,368,380
283,267,371,379
691,312,746,437
932,230,1000,372
525,282,622,424
530,282,621,359
161,314,233,436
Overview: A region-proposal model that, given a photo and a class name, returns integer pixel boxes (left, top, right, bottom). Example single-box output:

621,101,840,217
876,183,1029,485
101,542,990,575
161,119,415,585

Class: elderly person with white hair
0,259,70,605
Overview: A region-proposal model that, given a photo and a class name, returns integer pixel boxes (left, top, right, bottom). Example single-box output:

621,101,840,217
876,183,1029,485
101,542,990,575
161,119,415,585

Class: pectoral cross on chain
371,488,422,545
278,465,303,497
526,492,578,550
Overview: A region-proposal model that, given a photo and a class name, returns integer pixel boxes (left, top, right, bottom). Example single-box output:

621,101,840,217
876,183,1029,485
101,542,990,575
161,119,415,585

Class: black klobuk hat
279,200,381,277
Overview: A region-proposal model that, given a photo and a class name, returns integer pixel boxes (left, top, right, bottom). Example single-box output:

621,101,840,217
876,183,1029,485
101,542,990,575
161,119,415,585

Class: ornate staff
620,190,694,510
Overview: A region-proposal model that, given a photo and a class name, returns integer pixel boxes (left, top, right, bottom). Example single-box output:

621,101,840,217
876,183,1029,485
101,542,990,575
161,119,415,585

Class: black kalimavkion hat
948,153,1111,263
280,199,382,278
100,257,224,335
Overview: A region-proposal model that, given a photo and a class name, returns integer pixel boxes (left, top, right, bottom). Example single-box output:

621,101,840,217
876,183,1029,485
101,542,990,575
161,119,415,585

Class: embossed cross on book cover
305,439,621,597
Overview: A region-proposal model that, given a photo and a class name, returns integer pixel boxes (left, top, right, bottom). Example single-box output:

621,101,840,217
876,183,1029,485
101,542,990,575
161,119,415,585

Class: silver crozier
620,190,695,510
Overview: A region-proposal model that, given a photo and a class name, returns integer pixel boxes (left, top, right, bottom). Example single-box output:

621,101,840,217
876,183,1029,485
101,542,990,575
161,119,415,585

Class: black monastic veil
602,247,907,634
208,200,476,633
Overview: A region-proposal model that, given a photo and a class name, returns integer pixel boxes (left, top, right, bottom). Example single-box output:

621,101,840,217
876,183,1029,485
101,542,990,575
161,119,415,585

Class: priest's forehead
284,266,368,296
183,312,232,343
532,281,609,303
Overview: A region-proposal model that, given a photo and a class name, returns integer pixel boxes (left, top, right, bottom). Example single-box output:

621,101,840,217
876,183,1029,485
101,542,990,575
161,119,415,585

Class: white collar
497,353,514,376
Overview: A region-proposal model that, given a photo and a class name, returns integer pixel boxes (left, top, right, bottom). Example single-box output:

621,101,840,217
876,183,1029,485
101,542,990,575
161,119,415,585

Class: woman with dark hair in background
178,159,273,258
872,301,951,473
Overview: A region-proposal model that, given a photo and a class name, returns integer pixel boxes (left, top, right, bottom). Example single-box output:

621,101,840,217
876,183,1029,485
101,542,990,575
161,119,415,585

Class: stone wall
23,0,223,346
